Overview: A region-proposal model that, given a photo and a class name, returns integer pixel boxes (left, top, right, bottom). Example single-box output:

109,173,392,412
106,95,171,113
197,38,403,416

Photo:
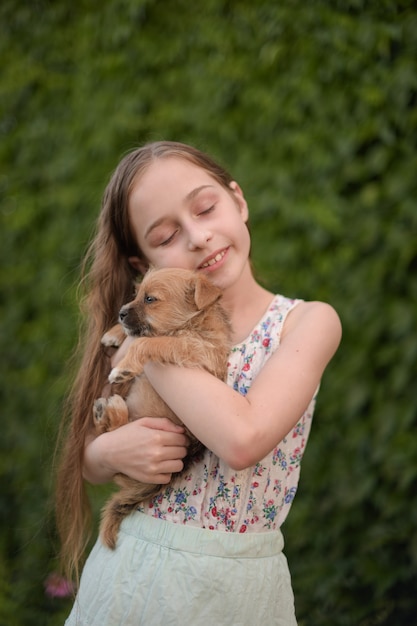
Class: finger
140,460,185,484
146,451,187,474
161,445,189,460
156,458,185,476
129,470,174,484
155,473,173,485
161,434,190,448
139,417,186,433
147,446,188,466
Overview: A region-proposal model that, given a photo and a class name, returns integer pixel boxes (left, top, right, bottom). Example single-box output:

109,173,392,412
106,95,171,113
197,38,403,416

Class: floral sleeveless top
138,294,317,533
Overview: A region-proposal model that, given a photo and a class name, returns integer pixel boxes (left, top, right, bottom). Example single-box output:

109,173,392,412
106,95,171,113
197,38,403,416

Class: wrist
84,433,116,484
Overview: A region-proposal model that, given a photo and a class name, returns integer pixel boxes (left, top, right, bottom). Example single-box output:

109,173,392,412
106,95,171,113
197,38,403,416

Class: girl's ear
229,181,249,223
128,256,149,276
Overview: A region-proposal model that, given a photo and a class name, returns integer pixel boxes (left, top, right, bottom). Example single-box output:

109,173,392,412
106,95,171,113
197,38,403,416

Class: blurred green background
1,1,416,624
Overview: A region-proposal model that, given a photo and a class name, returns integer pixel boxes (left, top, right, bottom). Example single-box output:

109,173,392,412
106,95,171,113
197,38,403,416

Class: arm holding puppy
83,418,189,484
83,335,189,485
144,301,341,470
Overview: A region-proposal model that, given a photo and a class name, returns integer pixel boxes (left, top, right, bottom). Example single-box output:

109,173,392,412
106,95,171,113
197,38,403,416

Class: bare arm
83,334,189,485
83,417,189,484
144,301,342,470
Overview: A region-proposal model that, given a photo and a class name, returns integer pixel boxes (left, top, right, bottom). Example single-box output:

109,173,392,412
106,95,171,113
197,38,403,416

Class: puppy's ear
194,276,222,310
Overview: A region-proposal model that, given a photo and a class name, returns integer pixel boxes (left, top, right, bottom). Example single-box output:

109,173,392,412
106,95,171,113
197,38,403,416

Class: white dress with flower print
138,294,317,533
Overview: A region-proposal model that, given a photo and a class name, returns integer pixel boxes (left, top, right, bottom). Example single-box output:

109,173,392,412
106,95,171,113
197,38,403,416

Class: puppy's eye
144,294,157,304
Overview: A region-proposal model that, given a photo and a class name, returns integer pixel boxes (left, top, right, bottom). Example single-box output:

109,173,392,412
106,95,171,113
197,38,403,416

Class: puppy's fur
93,267,232,549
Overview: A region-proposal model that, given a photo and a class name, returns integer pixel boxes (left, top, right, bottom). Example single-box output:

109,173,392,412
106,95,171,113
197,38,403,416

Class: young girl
57,141,341,625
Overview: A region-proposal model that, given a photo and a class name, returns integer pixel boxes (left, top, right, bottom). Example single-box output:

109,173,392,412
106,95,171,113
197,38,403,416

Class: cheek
236,220,251,251
142,248,194,271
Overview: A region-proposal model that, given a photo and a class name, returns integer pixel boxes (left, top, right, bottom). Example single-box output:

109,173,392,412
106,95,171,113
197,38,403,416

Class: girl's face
127,157,251,293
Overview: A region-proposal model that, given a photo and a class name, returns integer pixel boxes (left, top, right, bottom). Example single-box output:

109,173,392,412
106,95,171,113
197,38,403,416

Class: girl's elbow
227,456,254,472
222,435,262,471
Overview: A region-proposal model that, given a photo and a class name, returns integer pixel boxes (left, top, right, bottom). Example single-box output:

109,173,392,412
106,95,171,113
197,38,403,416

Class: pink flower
44,572,74,599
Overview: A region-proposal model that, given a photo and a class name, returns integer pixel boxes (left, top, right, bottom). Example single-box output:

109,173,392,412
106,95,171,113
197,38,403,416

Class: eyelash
160,232,176,246
199,205,214,215
158,205,215,246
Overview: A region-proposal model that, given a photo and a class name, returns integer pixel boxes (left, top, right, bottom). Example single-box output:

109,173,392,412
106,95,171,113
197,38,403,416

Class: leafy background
1,1,416,624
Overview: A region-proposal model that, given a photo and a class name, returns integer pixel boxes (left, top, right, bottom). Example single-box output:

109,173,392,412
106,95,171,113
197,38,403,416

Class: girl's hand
83,417,189,485
110,335,137,367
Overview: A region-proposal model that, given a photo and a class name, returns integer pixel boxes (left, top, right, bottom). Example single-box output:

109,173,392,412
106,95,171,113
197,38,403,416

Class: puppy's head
119,268,222,336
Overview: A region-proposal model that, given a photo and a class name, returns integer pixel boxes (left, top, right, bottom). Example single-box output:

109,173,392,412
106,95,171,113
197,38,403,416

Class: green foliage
1,0,416,623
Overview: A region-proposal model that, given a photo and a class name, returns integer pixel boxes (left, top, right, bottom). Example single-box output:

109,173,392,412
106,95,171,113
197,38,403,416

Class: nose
119,305,140,333
119,305,129,323
187,224,212,251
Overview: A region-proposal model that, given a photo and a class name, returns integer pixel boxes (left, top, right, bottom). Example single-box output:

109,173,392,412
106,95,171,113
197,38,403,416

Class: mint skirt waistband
65,512,297,626
121,511,285,558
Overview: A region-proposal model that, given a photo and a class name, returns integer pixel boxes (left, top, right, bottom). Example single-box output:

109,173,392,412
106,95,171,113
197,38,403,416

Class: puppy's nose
119,306,129,323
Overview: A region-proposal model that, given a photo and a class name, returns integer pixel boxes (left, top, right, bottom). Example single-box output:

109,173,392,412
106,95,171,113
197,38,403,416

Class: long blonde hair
55,141,234,583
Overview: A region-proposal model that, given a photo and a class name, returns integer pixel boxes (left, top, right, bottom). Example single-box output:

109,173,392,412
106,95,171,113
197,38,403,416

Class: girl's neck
221,271,274,345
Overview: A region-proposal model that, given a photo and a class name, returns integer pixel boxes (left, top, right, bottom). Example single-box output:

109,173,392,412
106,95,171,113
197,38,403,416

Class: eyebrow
144,185,215,239
185,184,215,203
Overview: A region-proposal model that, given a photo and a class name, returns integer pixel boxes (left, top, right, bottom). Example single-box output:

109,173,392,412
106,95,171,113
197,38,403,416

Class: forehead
130,156,217,205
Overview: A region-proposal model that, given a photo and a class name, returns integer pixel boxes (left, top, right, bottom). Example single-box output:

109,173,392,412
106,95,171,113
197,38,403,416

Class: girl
57,141,341,625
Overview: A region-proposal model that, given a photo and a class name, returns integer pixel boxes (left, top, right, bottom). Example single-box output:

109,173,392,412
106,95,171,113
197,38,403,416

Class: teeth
201,251,225,268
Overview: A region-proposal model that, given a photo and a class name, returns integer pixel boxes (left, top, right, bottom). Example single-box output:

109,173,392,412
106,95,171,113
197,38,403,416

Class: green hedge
1,1,416,623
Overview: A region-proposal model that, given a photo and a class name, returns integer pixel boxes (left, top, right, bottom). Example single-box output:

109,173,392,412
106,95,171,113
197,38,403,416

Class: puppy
93,267,232,549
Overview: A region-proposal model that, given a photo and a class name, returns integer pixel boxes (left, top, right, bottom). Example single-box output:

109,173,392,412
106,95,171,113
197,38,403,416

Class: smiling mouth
199,249,227,269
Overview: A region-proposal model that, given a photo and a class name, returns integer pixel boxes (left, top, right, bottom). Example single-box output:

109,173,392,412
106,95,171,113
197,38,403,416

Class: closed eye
160,230,178,246
198,205,215,216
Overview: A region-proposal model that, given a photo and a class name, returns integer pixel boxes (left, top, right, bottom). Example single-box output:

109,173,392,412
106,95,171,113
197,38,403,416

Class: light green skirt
65,512,297,626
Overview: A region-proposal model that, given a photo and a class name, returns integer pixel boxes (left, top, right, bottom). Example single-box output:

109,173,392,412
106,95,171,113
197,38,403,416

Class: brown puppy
93,267,232,549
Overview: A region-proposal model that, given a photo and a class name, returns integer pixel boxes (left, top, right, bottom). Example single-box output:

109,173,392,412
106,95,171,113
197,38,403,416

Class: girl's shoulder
280,299,342,353
282,299,341,332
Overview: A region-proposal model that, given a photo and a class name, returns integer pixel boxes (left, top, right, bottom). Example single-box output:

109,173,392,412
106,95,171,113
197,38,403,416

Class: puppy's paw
109,367,134,384
93,397,107,423
101,331,121,348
